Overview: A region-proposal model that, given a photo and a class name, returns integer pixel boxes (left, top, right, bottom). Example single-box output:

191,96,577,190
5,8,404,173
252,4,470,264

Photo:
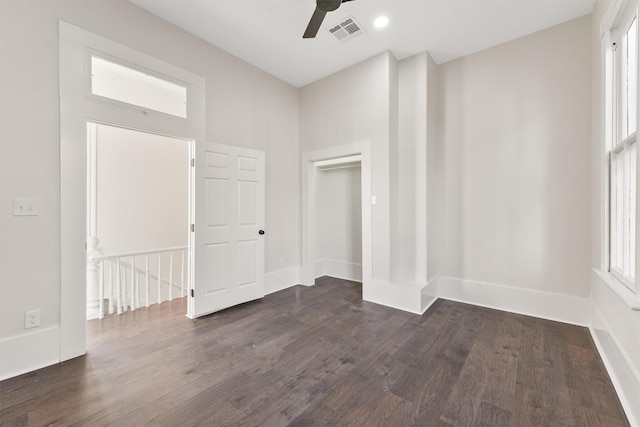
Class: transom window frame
84,49,190,120
603,0,639,296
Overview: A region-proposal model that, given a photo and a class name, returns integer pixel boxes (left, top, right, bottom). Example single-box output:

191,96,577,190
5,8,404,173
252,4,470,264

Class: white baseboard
590,301,640,427
0,326,61,381
420,278,438,314
314,260,324,278
315,259,362,282
363,280,423,314
264,266,300,295
436,276,590,326
364,277,437,315
590,306,640,427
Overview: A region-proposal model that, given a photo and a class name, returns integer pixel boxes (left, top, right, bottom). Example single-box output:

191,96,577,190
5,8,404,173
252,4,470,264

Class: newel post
86,236,102,319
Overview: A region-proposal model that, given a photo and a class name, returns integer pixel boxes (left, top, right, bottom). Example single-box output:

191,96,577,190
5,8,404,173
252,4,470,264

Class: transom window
90,56,188,118
607,0,638,291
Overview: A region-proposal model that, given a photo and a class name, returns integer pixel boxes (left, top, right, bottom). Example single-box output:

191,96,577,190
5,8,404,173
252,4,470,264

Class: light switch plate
13,199,39,216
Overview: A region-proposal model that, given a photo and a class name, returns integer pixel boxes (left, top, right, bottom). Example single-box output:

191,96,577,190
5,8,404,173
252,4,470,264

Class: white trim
264,266,301,295
0,327,60,381
301,142,372,292
314,259,324,278
90,245,189,261
365,280,423,314
420,278,438,314
590,305,640,427
59,23,203,89
595,268,640,309
604,0,640,294
436,276,590,326
59,21,205,363
315,259,363,282
314,154,361,170
603,29,613,272
360,278,437,315
602,0,630,37
86,51,189,120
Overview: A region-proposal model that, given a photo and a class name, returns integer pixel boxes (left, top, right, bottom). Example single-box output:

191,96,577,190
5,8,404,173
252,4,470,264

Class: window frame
606,0,639,293
84,49,190,120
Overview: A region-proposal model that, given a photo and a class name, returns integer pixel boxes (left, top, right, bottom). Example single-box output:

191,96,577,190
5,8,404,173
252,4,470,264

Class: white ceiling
129,0,595,88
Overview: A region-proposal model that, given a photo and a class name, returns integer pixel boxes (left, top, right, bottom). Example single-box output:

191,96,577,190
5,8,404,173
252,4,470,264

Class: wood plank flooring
0,277,630,426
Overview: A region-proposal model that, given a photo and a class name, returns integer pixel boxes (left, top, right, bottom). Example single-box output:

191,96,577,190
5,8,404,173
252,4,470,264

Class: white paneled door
190,142,265,318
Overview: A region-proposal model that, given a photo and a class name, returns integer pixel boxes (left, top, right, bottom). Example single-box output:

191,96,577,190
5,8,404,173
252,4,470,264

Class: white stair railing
88,246,187,320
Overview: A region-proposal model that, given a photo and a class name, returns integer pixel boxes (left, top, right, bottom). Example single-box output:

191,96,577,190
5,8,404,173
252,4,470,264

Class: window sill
594,268,640,311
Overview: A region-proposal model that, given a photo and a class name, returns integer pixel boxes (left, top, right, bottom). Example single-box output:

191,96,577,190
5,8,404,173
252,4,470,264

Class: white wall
393,58,420,283
426,54,439,284
394,52,439,288
95,124,188,254
590,0,640,424
315,166,362,281
0,0,299,380
437,16,592,300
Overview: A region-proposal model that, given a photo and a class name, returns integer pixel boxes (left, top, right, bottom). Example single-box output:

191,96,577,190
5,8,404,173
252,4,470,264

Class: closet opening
314,155,363,283
301,143,373,298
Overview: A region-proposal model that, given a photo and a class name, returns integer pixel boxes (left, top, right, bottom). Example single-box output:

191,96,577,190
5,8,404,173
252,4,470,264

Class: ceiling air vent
329,16,365,42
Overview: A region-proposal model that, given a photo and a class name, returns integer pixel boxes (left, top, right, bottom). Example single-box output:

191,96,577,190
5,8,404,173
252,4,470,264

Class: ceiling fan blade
303,7,327,38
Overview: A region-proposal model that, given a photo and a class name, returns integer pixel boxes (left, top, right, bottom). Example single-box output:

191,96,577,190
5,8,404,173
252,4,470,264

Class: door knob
259,230,265,235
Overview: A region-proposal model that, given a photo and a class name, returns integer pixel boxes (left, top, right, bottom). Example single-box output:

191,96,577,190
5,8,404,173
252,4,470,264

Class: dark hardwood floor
0,277,630,426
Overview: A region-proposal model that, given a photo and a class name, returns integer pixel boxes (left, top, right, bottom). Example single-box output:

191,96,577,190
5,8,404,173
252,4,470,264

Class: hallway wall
95,124,188,254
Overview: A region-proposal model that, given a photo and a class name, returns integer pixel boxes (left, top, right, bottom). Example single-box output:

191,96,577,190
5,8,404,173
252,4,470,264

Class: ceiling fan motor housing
317,0,342,12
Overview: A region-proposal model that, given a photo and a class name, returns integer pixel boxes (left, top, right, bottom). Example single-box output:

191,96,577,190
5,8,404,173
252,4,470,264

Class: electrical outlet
279,257,285,267
25,310,40,329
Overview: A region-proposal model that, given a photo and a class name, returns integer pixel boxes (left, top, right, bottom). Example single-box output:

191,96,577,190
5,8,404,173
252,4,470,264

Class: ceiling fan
303,0,356,39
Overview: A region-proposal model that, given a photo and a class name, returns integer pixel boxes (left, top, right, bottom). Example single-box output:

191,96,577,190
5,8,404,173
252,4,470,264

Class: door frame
85,122,193,319
301,141,372,292
59,21,205,361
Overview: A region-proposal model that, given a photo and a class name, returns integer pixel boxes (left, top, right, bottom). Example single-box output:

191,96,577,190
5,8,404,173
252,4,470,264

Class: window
607,1,638,291
90,56,188,118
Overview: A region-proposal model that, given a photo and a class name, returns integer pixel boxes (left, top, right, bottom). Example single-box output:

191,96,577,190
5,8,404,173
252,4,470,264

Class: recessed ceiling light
374,16,389,29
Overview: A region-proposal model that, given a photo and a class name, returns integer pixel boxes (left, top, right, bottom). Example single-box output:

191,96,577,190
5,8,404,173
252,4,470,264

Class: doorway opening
86,123,191,320
301,142,372,297
314,156,363,282
60,21,205,362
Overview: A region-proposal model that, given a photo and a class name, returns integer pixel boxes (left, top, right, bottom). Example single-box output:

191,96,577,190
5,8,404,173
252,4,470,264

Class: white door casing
190,142,265,318
301,142,372,292
60,21,205,361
